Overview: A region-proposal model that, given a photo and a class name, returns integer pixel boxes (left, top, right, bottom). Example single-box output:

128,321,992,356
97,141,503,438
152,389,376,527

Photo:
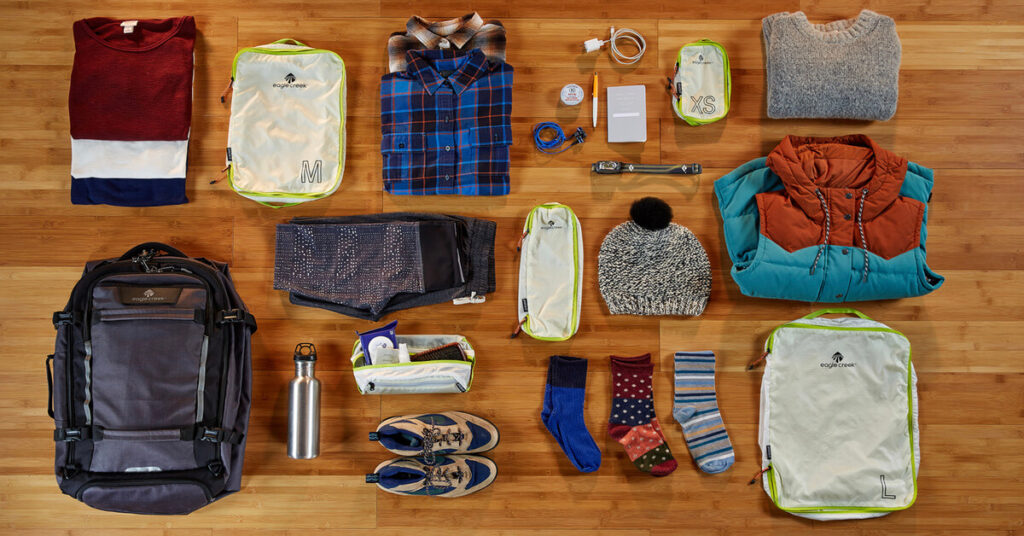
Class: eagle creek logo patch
691,53,713,65
821,351,856,368
539,219,564,230
273,73,307,89
119,287,183,305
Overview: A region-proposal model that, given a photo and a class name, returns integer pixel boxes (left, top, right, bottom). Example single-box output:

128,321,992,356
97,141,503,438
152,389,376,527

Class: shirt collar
405,48,489,95
406,13,483,50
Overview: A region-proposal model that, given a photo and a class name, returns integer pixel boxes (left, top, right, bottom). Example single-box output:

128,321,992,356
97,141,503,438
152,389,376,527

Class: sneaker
370,411,499,458
367,455,497,498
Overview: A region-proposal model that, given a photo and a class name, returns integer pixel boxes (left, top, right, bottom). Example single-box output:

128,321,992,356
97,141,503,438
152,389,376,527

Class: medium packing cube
351,335,475,394
755,308,919,520
48,242,257,515
514,203,583,340
226,39,346,207
671,39,731,126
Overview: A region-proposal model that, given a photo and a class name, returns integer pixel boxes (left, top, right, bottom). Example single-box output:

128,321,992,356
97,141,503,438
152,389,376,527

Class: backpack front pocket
87,281,210,472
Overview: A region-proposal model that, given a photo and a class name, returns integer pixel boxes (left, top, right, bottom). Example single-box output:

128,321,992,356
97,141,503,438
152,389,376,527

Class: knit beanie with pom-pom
598,197,711,316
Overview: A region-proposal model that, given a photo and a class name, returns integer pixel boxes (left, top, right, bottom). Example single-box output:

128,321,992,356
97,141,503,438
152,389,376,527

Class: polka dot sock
607,354,677,477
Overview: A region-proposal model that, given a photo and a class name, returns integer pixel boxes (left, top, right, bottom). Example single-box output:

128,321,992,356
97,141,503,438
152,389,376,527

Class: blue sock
541,355,601,473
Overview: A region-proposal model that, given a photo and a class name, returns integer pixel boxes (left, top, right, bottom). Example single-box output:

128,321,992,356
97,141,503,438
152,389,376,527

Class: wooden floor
2,0,1023,533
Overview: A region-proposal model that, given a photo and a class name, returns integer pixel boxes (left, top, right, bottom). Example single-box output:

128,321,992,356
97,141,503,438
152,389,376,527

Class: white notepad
607,85,647,143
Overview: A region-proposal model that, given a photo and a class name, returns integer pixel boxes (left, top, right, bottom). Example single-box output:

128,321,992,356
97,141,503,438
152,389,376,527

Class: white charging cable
583,27,647,65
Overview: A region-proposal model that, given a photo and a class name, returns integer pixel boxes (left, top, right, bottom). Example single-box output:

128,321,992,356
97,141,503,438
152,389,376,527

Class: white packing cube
351,335,475,395
226,39,346,207
671,39,731,126
756,308,919,520
515,203,583,341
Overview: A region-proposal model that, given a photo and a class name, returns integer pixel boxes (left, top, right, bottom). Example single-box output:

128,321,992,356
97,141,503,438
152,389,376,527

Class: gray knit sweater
598,222,711,317
763,10,901,120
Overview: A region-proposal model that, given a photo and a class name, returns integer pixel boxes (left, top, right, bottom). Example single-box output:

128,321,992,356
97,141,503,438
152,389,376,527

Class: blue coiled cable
532,122,586,155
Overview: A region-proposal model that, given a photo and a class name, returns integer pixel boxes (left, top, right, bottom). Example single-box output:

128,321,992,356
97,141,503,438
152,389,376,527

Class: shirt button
844,214,852,221
444,174,451,181
842,249,849,255
845,193,853,199
445,145,452,152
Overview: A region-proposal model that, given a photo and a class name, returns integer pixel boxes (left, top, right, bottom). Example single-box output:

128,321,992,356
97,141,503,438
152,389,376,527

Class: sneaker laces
420,426,467,465
423,463,466,492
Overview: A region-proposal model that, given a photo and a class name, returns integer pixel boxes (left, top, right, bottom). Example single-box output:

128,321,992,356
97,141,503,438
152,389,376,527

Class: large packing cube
48,242,256,514
756,308,919,520
515,203,583,340
226,39,346,207
351,335,475,394
671,39,731,126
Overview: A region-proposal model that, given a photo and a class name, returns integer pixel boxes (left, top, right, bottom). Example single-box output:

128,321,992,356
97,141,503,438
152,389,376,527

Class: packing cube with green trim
226,39,345,207
671,39,731,126
515,203,583,341
351,335,474,395
756,308,919,520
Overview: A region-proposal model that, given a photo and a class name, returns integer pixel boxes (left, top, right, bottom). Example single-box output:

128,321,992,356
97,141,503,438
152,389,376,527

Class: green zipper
521,203,582,341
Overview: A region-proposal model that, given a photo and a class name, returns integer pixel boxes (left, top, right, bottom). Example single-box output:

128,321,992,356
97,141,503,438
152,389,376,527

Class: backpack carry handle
118,242,188,261
802,308,873,320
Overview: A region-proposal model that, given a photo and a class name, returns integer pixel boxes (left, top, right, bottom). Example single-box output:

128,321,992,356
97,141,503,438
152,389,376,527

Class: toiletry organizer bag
756,308,919,520
515,203,583,341
226,39,346,207
351,335,474,395
671,39,731,126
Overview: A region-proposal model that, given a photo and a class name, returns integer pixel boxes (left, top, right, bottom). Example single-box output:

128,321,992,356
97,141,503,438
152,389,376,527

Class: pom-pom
629,197,673,231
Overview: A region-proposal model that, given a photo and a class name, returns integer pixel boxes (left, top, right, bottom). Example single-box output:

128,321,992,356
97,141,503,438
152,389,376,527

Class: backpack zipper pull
747,350,769,370
748,466,770,485
220,77,234,103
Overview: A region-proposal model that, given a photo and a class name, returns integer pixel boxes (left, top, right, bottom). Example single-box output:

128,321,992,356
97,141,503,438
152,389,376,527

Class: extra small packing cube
671,39,731,126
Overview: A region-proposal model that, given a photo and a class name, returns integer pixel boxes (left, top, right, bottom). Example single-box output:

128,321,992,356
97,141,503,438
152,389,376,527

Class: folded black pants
273,213,496,321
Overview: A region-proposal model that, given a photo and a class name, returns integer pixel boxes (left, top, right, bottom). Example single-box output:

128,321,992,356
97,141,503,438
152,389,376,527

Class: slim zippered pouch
756,309,919,520
226,39,346,207
671,39,731,126
515,203,583,341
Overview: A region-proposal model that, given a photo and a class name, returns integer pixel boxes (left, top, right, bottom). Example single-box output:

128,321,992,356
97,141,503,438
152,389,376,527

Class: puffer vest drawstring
809,188,831,275
857,188,870,282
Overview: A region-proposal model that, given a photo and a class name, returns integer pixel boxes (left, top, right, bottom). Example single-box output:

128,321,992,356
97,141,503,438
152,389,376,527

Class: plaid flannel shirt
387,13,506,73
380,48,513,196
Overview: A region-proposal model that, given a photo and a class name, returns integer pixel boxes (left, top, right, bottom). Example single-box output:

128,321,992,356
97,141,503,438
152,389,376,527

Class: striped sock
672,351,734,474
608,354,677,477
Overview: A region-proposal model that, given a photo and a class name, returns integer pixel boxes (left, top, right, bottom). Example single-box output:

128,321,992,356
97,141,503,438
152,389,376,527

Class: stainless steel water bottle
287,343,320,459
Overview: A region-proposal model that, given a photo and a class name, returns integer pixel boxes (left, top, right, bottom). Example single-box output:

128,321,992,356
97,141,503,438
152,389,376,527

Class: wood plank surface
1,0,1022,533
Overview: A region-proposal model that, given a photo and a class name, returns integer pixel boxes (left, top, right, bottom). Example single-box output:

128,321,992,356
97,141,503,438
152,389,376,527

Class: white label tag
121,20,139,34
438,38,451,49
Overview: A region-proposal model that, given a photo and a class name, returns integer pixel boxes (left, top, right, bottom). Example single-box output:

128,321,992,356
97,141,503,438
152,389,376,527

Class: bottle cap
294,342,317,362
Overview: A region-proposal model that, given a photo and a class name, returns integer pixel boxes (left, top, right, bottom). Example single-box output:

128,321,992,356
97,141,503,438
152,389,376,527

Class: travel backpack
48,243,257,514
753,309,919,520
226,39,346,207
